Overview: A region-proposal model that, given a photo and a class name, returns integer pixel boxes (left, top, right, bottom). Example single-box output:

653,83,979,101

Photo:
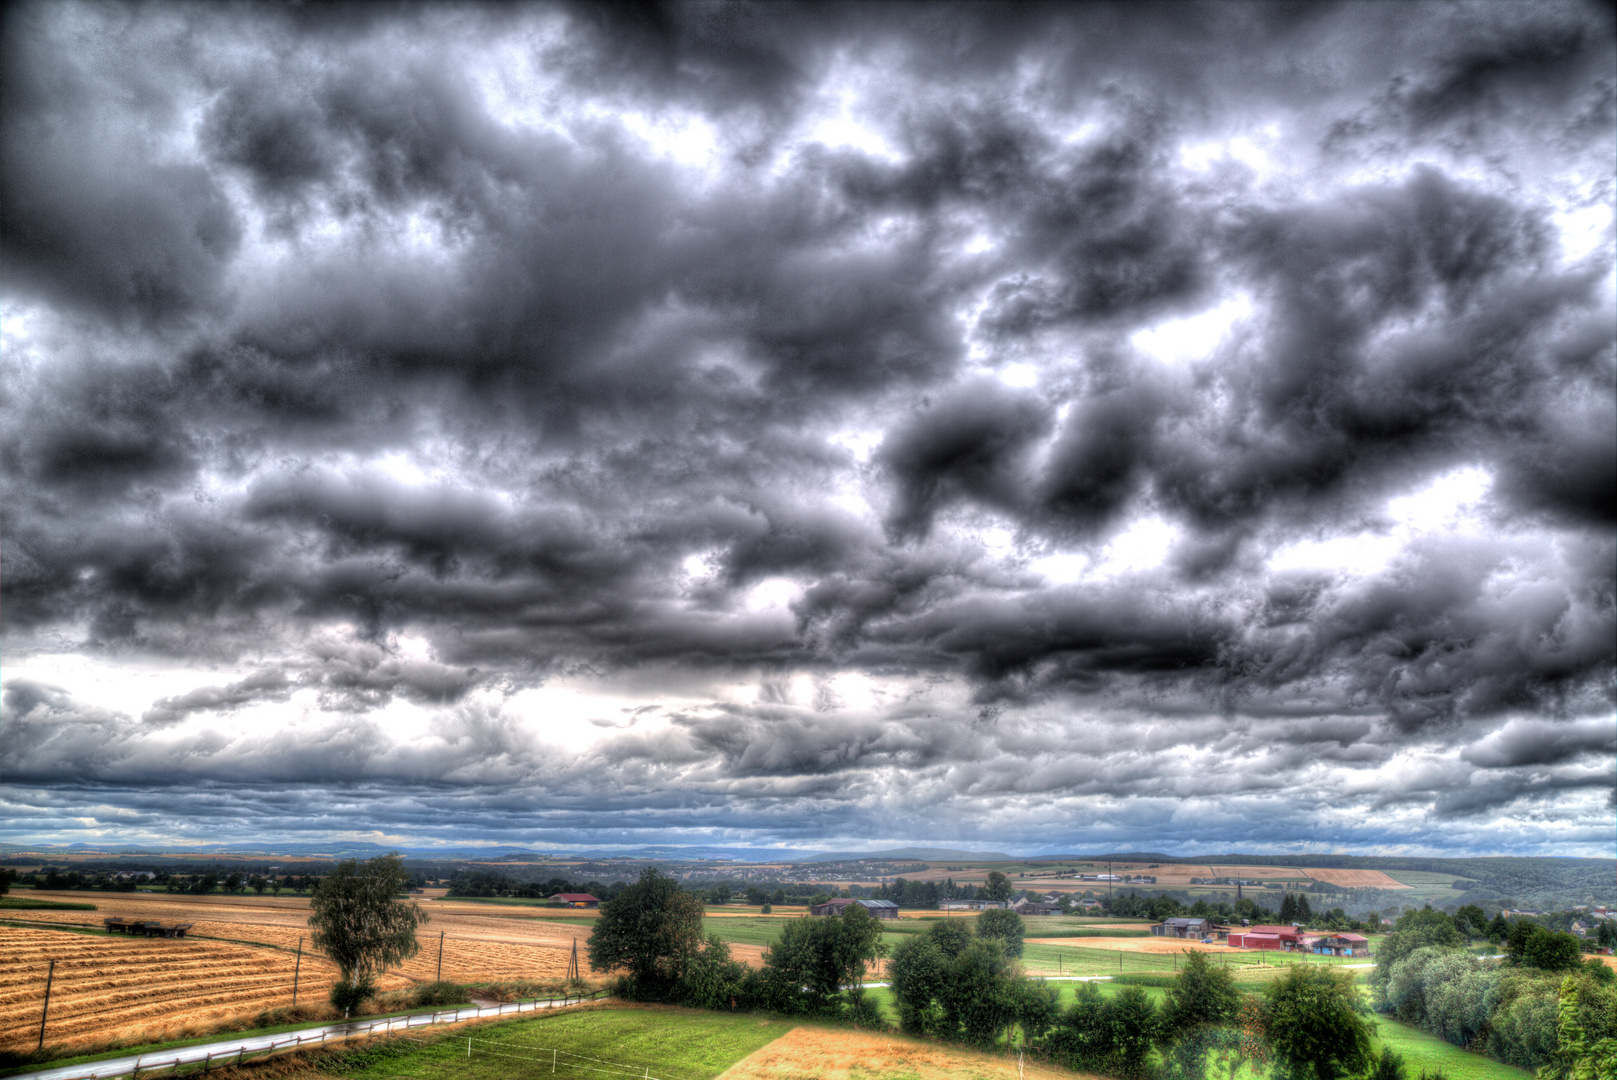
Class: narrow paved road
10,994,601,1080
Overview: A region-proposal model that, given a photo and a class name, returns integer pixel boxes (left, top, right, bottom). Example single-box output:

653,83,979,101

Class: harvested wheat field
715,1025,1098,1080
1303,869,1410,889
0,926,344,1054
13,892,636,982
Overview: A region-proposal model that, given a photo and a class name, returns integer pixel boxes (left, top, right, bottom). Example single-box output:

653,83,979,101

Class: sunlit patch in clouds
1,1,1611,856
1269,467,1495,576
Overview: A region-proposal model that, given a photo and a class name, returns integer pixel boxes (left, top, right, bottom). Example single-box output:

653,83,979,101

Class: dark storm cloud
2,1,1612,853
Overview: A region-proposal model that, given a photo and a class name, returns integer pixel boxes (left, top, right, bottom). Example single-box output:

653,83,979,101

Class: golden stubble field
0,926,344,1054
715,1024,1101,1080
1,892,639,1053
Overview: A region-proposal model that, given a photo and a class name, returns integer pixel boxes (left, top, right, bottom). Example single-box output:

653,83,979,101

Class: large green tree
939,938,1021,1047
975,907,1026,959
889,933,951,1035
1160,948,1242,1077
587,867,705,999
1264,965,1374,1080
762,901,887,1011
1507,920,1585,973
307,853,428,1011
983,871,1013,902
1047,981,1160,1080
1371,906,1465,1003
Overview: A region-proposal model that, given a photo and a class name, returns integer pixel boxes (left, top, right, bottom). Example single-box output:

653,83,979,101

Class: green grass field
0,896,98,910
318,1005,794,1080
1383,870,1469,887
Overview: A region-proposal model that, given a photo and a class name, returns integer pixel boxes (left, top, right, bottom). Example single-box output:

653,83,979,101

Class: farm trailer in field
102,917,195,938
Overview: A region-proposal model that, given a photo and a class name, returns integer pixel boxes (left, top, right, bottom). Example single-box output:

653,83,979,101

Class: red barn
551,892,600,908
1229,925,1307,950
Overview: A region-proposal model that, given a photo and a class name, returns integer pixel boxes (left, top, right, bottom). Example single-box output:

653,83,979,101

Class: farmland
0,926,342,1054
261,1003,1093,1080
1302,868,1409,889
4,891,616,983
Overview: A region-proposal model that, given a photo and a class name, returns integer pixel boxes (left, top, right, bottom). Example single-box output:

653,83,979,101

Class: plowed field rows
0,927,341,1053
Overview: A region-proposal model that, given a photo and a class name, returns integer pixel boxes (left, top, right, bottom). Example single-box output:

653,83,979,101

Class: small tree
308,853,428,1012
588,867,704,999
976,907,1027,958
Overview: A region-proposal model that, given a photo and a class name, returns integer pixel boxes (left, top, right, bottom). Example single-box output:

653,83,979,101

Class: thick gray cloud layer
2,1,1612,855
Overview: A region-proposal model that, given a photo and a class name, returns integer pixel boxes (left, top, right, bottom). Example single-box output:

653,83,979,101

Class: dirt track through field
715,1024,1099,1080
0,926,343,1053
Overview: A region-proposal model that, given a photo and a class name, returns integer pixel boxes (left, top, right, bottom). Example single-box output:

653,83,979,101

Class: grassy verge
1370,1019,1531,1080
316,1003,795,1080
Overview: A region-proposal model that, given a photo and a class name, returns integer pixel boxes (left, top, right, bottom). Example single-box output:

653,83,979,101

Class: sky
1,1,1613,859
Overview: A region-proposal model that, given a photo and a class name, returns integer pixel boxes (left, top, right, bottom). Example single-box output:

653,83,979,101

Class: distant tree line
445,870,629,900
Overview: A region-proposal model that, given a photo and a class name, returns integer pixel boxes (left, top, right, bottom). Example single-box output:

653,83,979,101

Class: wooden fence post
36,959,55,1052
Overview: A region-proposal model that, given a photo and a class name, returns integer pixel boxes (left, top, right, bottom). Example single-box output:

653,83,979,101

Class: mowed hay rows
397,937,585,983
0,928,341,1053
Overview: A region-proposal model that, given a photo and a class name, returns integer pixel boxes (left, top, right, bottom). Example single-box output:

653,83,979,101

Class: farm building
1012,899,1061,915
938,899,1007,911
1310,933,1370,957
810,897,900,919
1230,931,1284,951
1076,898,1103,911
1229,925,1322,951
550,893,599,908
1152,917,1213,939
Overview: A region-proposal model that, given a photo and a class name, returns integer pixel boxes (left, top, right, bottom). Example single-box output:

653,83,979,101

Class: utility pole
292,937,303,1006
37,960,55,1051
436,931,445,982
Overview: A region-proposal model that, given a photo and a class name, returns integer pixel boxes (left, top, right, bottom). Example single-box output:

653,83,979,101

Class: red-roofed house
551,893,600,908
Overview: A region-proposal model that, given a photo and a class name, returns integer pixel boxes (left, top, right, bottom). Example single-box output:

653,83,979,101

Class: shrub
329,977,375,1015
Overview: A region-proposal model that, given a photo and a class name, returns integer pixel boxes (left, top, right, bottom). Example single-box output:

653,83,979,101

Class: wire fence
452,1033,698,1080
19,990,612,1080
1030,943,1357,975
